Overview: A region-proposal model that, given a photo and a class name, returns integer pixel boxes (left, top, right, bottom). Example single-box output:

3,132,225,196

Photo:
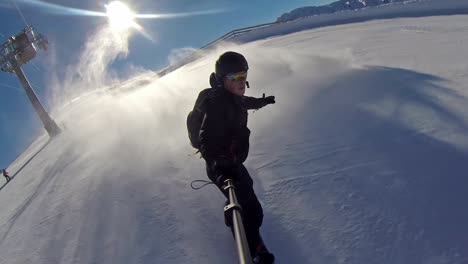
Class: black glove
212,157,236,186
262,93,275,105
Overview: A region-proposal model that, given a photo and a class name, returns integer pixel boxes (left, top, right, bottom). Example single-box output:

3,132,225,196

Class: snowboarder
3,168,10,182
189,51,276,263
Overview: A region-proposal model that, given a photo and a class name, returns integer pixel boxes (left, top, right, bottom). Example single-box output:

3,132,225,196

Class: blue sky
0,0,333,170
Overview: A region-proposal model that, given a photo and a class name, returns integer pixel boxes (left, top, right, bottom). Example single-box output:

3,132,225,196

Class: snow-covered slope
1,12,468,264
229,0,468,44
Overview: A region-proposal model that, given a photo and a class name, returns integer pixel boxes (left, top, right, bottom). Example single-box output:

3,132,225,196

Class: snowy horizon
1,1,468,263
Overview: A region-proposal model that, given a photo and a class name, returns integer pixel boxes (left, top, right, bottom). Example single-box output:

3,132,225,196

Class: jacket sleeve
243,96,267,110
199,96,228,163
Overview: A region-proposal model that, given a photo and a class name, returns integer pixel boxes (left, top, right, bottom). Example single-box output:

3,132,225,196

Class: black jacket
197,87,269,165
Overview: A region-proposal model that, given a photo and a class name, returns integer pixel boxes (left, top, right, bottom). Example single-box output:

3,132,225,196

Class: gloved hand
212,157,236,186
216,174,231,187
262,93,276,105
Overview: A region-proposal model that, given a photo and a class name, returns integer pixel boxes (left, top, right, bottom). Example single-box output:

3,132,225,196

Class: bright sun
105,1,136,31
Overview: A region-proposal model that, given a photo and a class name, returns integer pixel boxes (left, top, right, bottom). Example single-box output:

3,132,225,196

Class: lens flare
105,1,136,31
4,0,230,40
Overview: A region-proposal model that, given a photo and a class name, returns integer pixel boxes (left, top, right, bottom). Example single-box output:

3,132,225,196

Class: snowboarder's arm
243,94,275,110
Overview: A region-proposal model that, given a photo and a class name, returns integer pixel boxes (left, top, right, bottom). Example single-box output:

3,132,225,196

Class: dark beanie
215,51,249,79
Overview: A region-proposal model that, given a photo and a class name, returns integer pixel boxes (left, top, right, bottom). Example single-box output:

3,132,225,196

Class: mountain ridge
277,0,417,22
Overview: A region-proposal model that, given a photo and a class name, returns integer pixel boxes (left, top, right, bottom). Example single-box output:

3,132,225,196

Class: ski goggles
225,71,248,81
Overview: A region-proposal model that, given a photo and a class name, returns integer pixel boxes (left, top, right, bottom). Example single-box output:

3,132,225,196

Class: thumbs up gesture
262,93,275,105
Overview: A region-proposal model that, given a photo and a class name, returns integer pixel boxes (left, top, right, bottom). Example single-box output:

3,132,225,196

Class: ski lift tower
0,26,61,137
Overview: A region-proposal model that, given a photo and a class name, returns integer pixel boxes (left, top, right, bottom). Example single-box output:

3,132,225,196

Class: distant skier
3,168,10,182
187,51,276,263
